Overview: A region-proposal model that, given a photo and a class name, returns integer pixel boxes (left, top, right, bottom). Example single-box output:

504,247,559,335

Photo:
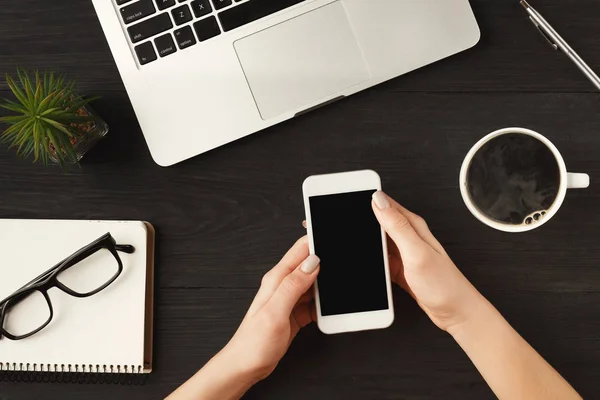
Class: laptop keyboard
117,0,307,66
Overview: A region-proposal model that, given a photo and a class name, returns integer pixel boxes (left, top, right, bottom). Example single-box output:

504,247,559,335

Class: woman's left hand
168,237,320,400
222,236,320,380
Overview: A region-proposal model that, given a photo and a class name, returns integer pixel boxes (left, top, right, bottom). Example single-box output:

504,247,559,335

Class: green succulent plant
0,68,98,166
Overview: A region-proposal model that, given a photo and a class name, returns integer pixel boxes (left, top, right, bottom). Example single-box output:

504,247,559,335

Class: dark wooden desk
1,0,599,399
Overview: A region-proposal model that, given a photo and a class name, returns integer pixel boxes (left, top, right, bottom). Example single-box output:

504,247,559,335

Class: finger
388,251,402,284
372,191,429,255
266,255,320,318
297,289,314,305
310,301,317,322
386,197,447,255
292,303,313,329
260,237,309,295
387,235,400,257
302,220,307,229
392,254,417,300
248,237,310,314
389,253,409,291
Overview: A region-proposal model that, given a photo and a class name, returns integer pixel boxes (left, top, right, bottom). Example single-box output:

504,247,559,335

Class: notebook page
0,220,148,373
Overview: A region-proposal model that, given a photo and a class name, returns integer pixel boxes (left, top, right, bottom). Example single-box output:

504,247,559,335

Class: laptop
92,0,480,166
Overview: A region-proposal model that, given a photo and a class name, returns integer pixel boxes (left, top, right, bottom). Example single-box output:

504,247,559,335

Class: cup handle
567,173,590,189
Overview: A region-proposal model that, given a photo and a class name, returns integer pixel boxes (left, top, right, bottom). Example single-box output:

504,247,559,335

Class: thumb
372,191,425,251
266,255,320,317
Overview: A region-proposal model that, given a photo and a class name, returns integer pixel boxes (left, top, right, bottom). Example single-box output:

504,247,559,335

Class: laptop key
218,0,305,32
120,0,156,25
116,0,134,5
155,33,178,57
172,5,193,25
193,16,221,41
128,13,173,43
211,0,231,10
156,0,176,10
191,0,211,18
135,41,157,65
174,26,197,49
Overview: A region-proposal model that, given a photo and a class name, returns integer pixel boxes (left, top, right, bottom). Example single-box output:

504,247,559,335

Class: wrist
446,292,500,341
179,346,259,400
216,343,264,386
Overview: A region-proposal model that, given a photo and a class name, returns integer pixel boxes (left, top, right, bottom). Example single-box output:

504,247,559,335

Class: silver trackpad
234,2,371,120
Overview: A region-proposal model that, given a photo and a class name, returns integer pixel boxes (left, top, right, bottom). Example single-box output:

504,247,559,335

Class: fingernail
372,191,390,210
301,255,320,274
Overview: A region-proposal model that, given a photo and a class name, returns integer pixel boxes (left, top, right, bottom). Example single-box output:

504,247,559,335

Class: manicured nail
372,191,390,210
301,255,320,274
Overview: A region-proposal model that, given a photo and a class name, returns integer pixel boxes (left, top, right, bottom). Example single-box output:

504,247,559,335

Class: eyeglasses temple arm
2,242,133,299
116,244,135,254
0,240,134,308
0,303,8,340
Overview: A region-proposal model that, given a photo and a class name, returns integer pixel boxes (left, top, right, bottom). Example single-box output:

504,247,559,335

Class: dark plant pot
49,105,109,164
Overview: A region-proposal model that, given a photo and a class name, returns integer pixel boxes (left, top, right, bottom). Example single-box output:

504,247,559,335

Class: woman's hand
371,191,483,333
168,237,320,400
371,191,582,399
224,236,320,380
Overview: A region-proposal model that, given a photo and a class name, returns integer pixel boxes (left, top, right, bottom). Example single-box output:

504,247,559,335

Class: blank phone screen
309,190,389,316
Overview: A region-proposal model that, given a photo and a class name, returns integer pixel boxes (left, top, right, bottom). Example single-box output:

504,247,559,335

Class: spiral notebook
0,220,154,381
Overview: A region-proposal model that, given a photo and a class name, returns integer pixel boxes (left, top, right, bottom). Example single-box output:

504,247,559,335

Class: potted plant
0,69,108,166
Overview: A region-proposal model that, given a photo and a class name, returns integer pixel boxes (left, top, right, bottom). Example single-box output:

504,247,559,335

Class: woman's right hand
372,191,582,400
371,191,484,333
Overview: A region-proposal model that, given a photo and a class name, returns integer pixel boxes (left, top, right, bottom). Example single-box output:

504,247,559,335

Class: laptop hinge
295,96,346,117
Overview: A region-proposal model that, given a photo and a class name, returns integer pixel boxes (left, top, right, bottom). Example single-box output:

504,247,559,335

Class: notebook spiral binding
0,363,147,385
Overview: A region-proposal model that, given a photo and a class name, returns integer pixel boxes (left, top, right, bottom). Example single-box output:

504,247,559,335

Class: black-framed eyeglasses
0,233,134,341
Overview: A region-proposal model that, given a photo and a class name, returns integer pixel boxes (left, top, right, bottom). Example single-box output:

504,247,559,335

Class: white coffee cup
459,127,590,233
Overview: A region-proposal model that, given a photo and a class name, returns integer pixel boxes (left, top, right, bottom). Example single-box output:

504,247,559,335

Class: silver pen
521,0,600,91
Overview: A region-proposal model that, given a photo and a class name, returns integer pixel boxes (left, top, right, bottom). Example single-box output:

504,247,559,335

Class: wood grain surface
1,0,599,399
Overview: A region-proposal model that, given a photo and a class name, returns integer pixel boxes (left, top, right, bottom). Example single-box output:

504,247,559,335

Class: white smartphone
302,170,394,335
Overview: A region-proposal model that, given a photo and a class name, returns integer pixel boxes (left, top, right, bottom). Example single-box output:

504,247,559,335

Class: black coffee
466,133,561,225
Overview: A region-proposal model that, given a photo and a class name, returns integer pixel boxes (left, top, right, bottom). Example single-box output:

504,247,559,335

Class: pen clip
529,16,558,50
